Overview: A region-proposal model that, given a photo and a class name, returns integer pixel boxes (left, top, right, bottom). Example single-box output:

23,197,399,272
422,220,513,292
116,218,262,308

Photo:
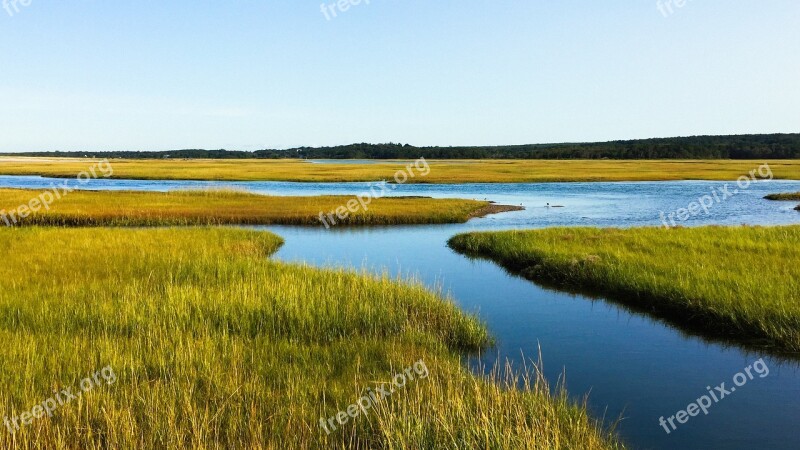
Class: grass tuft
764,192,800,201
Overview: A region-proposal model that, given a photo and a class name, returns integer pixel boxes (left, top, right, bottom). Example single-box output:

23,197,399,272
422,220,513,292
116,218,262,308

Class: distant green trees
16,133,800,160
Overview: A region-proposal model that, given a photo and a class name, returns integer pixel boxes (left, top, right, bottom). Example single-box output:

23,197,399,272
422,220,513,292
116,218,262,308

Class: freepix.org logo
3,0,32,18
320,0,371,21
0,159,114,227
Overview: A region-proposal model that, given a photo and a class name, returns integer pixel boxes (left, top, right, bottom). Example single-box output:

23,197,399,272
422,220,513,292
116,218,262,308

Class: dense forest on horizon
10,133,800,160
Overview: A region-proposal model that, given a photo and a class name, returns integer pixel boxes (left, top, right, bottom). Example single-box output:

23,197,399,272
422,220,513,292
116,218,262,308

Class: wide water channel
3,175,800,449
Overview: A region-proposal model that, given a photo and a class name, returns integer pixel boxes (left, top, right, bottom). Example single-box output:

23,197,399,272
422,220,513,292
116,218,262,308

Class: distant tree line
14,134,800,160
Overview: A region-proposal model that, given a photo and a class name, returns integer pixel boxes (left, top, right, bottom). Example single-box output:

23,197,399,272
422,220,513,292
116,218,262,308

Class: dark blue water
3,175,800,449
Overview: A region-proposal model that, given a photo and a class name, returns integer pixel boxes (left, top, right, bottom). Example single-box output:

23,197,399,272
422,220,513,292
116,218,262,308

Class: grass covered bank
0,188,512,227
0,227,620,449
3,157,800,183
449,226,800,353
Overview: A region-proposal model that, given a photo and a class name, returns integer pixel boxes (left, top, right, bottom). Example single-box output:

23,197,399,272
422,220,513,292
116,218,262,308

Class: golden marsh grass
3,157,800,183
0,227,620,449
0,188,500,227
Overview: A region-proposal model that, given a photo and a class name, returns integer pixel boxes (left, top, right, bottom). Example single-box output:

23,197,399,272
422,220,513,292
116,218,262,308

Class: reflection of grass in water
0,227,621,449
0,188,496,227
449,226,800,353
2,158,800,183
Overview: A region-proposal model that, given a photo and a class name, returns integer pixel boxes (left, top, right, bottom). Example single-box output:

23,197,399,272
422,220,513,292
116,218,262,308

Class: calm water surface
3,175,800,449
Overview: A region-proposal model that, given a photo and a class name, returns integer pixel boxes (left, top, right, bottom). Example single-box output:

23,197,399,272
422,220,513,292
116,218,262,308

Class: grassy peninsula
0,188,516,227
449,226,800,352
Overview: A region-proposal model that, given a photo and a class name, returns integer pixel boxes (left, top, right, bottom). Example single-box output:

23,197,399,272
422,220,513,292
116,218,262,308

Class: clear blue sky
1,0,798,152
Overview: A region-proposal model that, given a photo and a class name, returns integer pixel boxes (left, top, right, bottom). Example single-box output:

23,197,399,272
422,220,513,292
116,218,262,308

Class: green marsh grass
0,227,620,449
449,226,800,353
